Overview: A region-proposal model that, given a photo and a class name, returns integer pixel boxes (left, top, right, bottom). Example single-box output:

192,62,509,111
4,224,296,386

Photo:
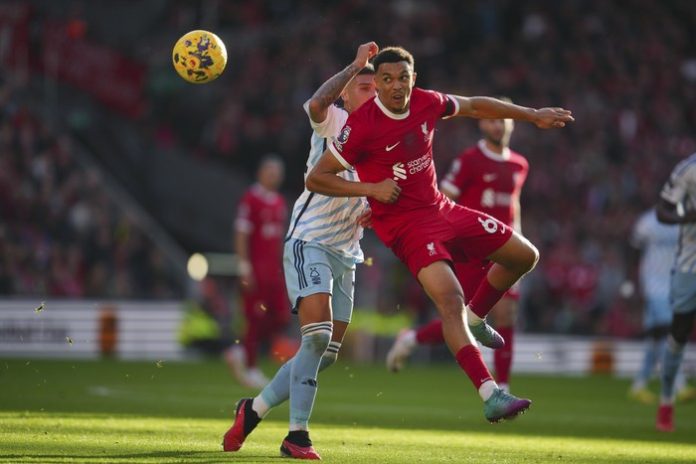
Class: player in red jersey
387,111,528,393
306,46,573,422
226,155,290,389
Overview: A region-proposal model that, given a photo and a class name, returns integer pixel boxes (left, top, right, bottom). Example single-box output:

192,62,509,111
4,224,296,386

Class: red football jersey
329,87,458,246
441,140,528,228
235,184,288,279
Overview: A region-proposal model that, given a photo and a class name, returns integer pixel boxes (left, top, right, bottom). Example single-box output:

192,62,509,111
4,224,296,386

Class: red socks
493,326,514,384
469,279,506,318
455,344,494,389
415,320,445,345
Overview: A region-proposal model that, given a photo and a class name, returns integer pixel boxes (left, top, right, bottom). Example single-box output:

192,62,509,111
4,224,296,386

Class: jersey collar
375,95,410,120
478,139,510,161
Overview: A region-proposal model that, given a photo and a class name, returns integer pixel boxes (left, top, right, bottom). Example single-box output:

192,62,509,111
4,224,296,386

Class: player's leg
255,256,353,414
318,261,355,371
224,241,332,457
629,309,668,404
657,270,696,431
225,292,261,388
417,261,531,422
657,310,695,431
469,231,538,322
445,207,536,348
386,320,441,372
386,261,487,372
490,296,517,392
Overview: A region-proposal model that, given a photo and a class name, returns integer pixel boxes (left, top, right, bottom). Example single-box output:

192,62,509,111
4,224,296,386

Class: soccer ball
172,30,227,84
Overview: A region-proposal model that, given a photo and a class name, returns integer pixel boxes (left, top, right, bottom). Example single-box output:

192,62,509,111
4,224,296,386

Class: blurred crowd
0,77,183,299
9,1,696,335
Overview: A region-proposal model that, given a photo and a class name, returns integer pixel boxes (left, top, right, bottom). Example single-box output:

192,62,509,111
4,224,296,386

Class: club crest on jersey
338,126,351,144
426,242,436,256
421,121,430,141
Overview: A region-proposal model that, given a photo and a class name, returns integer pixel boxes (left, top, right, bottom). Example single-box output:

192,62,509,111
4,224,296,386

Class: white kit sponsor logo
392,162,407,180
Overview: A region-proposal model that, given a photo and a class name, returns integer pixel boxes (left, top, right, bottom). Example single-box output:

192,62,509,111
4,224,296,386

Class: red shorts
454,260,520,304
390,203,513,278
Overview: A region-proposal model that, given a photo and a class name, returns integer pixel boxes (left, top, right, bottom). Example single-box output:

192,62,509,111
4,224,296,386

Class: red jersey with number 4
329,87,459,246
235,184,287,280
441,140,528,228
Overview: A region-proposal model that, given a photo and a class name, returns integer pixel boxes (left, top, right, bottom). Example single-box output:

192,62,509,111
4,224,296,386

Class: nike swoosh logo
386,142,400,151
483,173,497,182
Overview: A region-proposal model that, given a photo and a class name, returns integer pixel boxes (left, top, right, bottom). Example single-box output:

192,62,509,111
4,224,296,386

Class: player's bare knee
436,293,466,320
516,241,539,274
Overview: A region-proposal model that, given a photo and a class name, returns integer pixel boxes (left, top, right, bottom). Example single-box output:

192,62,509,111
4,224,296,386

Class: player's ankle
286,430,312,447
467,308,483,325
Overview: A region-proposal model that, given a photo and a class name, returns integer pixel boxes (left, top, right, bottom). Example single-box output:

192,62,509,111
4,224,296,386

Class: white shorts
283,239,355,323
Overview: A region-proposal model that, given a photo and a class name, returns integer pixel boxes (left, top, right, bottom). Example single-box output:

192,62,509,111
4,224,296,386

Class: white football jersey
631,208,678,298
285,101,367,262
661,152,696,273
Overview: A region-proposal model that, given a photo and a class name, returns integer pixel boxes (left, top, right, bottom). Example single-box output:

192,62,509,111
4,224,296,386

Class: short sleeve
328,116,366,170
303,100,348,138
422,89,459,119
515,157,529,191
440,156,469,198
661,162,695,205
235,194,254,233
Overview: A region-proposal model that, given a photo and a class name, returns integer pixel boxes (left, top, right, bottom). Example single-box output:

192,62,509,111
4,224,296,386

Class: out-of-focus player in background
655,152,696,432
628,208,695,404
307,46,573,423
226,156,289,389
387,109,528,394
223,42,378,459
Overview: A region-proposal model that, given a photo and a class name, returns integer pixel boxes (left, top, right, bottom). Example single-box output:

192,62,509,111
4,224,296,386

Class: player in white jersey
628,208,693,403
655,152,696,432
222,42,379,459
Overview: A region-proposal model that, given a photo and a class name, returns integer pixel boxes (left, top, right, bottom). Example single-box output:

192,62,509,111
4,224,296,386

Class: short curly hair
372,46,414,73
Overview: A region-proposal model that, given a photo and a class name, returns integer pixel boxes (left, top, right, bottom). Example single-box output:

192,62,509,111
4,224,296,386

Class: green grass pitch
0,358,694,463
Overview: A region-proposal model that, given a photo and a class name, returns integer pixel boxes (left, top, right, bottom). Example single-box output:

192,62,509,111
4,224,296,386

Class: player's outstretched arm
306,149,401,203
656,198,696,224
307,42,379,124
452,96,574,129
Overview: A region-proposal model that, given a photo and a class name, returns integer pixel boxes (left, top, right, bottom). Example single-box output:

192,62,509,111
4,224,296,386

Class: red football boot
280,432,321,460
656,404,674,432
222,398,261,451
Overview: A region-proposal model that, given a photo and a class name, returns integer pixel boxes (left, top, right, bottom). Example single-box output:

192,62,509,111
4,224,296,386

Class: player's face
342,74,376,113
258,160,284,190
479,118,514,147
375,61,415,114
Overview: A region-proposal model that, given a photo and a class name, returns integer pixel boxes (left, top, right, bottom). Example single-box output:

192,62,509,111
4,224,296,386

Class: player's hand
357,208,373,228
533,107,574,129
354,42,379,69
240,273,255,293
238,260,256,293
369,179,401,204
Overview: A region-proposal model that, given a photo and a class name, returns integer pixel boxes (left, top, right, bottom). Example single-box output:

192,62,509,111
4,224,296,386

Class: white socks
467,307,483,325
479,379,498,401
252,395,270,418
